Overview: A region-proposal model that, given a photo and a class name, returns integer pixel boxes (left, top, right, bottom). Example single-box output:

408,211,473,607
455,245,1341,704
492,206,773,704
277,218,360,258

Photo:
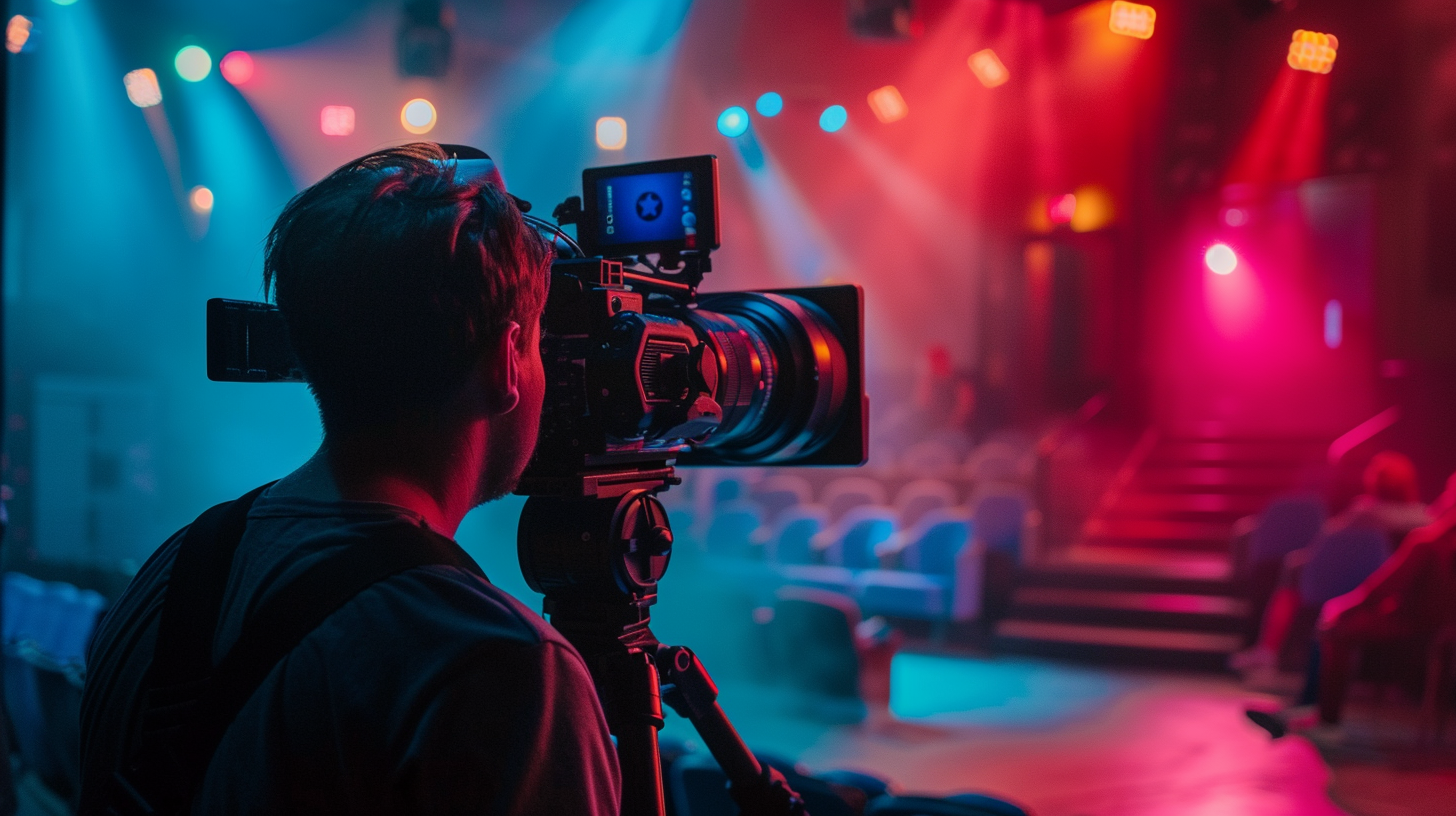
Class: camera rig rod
517,473,805,816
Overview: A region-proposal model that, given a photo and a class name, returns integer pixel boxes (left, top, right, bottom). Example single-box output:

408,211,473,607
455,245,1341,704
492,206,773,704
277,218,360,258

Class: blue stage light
755,92,783,117
717,106,750,138
819,105,848,133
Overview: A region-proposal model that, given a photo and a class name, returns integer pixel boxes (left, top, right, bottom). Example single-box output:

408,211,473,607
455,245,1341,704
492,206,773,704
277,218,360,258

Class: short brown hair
263,143,551,433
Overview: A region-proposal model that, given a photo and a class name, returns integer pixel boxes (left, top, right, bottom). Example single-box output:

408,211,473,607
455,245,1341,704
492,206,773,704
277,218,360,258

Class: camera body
206,152,867,495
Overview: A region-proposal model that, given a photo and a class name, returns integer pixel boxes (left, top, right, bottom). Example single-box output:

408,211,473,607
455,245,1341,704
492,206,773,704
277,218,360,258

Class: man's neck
272,422,488,538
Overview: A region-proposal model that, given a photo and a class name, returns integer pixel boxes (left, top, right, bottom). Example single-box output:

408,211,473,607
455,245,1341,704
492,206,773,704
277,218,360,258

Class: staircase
993,428,1327,670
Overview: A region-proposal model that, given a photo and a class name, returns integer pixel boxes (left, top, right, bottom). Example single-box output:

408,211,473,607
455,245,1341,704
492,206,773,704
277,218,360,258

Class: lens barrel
683,293,849,464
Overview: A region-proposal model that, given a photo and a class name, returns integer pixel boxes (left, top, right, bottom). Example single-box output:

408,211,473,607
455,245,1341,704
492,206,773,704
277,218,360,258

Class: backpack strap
106,487,485,816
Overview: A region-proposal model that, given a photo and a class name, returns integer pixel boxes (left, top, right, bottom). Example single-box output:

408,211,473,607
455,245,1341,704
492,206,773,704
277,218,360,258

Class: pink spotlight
219,51,254,85
1205,243,1238,275
1048,194,1077,225
320,106,356,136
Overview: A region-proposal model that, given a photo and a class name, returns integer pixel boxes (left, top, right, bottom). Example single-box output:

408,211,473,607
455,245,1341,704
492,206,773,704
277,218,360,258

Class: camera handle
518,480,806,816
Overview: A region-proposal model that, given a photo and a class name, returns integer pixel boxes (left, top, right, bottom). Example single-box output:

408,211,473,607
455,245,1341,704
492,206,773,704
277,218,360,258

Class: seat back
901,515,973,577
966,441,1026,482
822,477,889,522
704,502,762,559
895,479,958,528
824,507,897,570
712,476,748,506
1250,494,1326,565
867,794,1030,816
772,587,861,699
1299,527,1389,606
769,506,829,565
973,493,1027,556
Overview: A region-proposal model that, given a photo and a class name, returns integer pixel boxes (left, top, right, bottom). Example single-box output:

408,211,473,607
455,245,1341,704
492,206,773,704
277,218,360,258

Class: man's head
264,143,551,499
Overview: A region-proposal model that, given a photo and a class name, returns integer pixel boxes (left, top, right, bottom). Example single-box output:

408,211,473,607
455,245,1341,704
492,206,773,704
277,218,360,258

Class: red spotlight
1205,243,1238,275
1288,30,1338,75
1108,2,1156,40
220,51,254,85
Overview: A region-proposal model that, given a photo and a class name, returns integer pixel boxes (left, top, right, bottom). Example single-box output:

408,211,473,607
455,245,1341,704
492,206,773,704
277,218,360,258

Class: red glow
1048,194,1077,225
1225,67,1330,185
220,51,254,85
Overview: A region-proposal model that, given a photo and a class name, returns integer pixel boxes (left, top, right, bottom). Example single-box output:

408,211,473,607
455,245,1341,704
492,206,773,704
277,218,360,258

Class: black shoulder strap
106,487,486,816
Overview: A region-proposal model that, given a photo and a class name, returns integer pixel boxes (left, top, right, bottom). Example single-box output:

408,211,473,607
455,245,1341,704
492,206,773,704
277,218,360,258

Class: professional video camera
206,150,867,815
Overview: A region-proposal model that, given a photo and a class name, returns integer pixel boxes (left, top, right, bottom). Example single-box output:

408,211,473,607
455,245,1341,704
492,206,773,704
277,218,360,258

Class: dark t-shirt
78,491,620,815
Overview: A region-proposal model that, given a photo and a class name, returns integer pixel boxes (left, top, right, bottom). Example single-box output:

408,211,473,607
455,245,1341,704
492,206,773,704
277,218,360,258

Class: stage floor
662,651,1456,816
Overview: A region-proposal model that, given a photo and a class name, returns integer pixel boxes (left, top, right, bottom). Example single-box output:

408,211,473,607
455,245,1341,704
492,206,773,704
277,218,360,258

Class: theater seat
866,794,1030,816
858,513,980,623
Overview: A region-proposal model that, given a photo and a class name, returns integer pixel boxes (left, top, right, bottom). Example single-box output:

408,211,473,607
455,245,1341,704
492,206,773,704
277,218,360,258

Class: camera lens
683,293,849,464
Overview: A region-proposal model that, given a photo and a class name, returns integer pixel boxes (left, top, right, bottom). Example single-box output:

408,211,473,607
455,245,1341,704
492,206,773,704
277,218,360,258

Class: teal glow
819,104,848,133
755,92,783,117
717,105,749,138
889,653,1124,726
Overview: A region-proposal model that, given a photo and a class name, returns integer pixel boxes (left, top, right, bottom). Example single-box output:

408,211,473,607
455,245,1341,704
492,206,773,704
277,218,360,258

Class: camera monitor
579,156,720,257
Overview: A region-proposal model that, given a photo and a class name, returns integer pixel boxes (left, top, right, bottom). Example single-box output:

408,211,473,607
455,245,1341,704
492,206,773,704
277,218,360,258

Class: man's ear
484,321,522,415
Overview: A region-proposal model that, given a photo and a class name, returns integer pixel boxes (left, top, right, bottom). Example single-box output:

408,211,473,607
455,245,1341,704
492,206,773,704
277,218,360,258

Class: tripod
517,465,806,816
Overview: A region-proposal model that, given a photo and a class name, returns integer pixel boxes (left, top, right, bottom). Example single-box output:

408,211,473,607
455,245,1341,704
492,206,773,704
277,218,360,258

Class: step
1110,493,1270,517
1010,586,1248,632
995,619,1244,652
1023,553,1234,596
1134,466,1303,490
993,619,1244,670
1084,518,1231,543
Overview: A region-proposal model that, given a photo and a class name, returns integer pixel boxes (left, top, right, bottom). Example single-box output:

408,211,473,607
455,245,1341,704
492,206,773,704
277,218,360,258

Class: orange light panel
123,68,163,108
6,14,32,54
968,49,1009,88
866,85,908,124
320,106,356,136
1287,30,1338,74
1109,2,1156,40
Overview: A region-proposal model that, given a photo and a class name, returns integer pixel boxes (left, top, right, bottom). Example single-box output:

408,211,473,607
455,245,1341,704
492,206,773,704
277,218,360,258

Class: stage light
1324,299,1342,348
1205,243,1238,275
1109,1,1156,40
596,116,627,150
819,105,848,133
175,45,212,82
6,15,31,54
320,106,356,136
866,85,908,124
189,186,214,214
717,106,750,138
1070,185,1114,232
1047,193,1077,225
401,98,437,134
968,49,1009,88
756,92,783,117
123,68,163,108
1222,207,1249,227
220,51,254,85
1288,30,1338,74
49,0,78,5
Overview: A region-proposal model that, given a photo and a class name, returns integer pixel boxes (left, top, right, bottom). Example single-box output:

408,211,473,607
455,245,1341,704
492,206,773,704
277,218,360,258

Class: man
78,144,621,814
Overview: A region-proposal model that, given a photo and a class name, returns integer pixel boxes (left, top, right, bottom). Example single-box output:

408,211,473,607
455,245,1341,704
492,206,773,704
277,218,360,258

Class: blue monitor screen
594,169,702,251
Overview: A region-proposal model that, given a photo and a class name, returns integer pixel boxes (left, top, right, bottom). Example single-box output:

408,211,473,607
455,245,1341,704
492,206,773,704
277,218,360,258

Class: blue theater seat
857,512,980,623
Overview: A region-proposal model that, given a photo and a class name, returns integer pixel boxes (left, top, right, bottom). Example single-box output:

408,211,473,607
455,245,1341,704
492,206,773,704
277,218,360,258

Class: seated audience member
1233,452,1430,672
1248,475,1456,737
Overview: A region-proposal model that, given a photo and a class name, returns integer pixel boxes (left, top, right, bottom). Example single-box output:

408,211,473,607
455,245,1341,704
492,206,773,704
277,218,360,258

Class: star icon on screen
636,191,664,221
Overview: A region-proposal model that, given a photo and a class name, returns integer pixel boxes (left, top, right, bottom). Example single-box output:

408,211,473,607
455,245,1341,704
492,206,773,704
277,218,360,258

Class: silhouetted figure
77,145,618,814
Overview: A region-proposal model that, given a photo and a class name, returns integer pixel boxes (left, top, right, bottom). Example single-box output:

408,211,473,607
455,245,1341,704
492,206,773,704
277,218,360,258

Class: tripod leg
600,650,667,816
659,646,805,816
